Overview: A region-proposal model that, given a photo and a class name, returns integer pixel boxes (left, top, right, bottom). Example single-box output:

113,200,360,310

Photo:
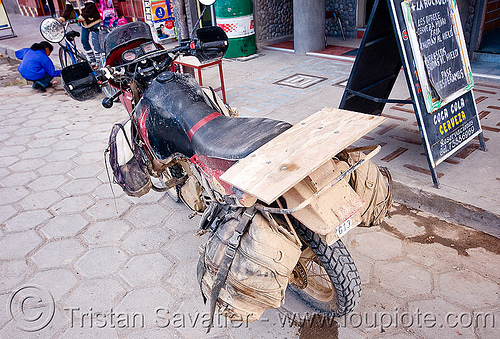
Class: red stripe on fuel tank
188,112,222,141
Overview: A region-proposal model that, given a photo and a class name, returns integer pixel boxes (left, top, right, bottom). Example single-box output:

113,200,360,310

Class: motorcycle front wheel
59,47,86,68
289,217,361,317
59,47,75,68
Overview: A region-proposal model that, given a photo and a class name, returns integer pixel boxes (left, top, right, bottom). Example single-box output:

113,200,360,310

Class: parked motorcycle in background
40,0,392,329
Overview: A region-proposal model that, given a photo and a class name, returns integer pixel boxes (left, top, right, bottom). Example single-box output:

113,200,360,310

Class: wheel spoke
290,219,362,316
297,247,335,301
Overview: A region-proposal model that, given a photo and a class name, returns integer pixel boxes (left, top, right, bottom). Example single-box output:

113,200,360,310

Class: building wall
116,0,145,22
326,0,356,38
111,0,490,50
13,0,72,17
456,0,475,50
457,0,491,53
253,0,358,45
253,0,293,44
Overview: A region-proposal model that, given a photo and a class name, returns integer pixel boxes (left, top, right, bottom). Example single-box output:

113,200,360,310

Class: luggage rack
220,107,386,205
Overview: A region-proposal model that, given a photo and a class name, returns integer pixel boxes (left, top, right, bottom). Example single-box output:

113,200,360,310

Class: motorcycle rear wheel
290,218,361,317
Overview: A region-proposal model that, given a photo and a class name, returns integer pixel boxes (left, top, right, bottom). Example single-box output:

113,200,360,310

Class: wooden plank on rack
220,107,386,204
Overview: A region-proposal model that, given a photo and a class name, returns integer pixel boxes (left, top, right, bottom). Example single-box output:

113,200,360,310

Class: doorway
357,0,375,28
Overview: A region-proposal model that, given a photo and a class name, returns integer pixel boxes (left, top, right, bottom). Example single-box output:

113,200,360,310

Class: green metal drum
214,0,256,58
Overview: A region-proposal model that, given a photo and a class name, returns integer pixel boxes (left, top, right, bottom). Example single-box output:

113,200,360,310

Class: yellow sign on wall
142,0,175,42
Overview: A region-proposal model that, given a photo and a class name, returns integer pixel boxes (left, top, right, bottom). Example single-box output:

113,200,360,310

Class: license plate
335,217,358,238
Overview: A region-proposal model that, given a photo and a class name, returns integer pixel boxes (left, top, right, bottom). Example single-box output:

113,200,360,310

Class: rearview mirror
40,18,65,43
194,26,228,62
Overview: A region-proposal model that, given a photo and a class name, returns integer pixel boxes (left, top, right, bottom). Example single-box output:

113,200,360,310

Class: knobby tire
290,217,361,317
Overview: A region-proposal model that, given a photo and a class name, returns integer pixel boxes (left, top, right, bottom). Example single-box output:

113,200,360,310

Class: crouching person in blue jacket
16,41,61,93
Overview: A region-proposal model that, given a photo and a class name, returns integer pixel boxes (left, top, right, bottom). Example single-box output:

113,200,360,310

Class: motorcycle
40,2,391,325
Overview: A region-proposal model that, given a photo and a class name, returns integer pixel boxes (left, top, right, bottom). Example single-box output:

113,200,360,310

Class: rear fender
282,158,364,245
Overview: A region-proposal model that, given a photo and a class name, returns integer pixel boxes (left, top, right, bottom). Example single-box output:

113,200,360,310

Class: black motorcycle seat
191,115,291,160
140,73,292,161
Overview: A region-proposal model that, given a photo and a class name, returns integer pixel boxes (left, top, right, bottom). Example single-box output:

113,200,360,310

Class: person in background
160,23,170,38
15,41,61,93
58,0,104,66
46,0,56,17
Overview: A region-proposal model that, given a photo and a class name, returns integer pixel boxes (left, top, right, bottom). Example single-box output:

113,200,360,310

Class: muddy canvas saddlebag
339,146,392,226
198,210,301,326
106,120,151,197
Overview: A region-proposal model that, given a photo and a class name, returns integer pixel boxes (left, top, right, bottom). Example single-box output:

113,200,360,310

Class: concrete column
293,0,325,54
172,0,189,40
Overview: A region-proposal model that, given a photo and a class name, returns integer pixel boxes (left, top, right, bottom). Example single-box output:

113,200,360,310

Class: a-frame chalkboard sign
0,1,16,40
340,0,486,188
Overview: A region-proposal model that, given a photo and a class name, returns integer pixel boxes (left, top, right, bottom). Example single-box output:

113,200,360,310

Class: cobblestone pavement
1,55,499,339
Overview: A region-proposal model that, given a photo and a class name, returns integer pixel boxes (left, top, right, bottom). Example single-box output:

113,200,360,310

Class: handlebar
200,41,228,49
61,18,79,27
67,74,97,91
94,38,224,83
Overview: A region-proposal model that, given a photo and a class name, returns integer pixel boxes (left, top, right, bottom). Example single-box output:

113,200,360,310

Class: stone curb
392,179,500,238
0,46,17,60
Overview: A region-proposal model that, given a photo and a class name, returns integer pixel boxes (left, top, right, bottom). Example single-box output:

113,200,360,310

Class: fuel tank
134,71,214,160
